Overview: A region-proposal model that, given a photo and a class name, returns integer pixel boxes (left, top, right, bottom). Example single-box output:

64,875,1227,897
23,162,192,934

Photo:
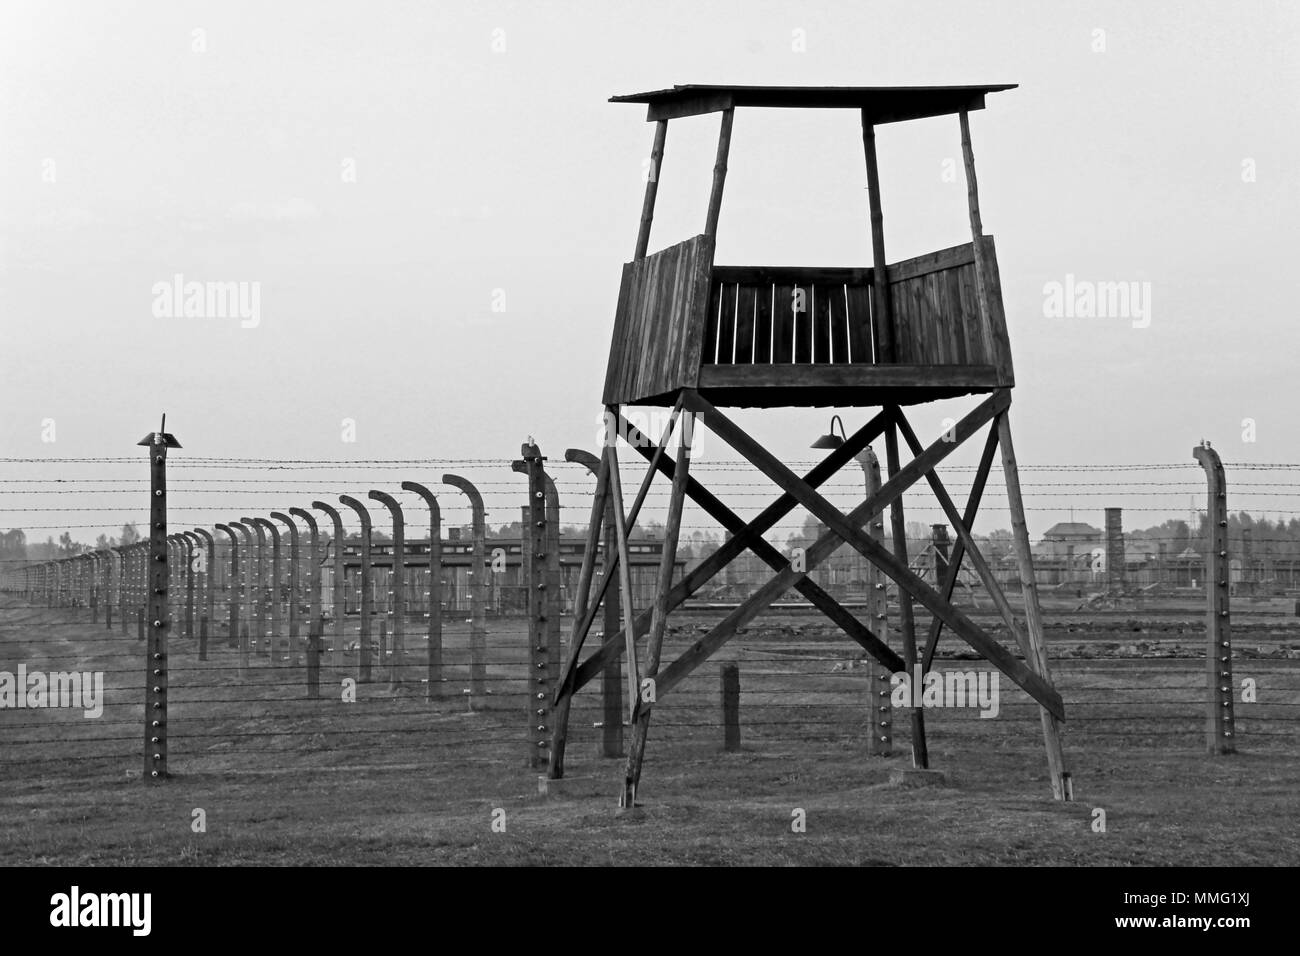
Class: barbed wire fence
2,445,1298,786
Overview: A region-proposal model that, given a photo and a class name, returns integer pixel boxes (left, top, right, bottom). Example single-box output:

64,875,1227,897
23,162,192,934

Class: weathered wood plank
715,281,737,364
793,285,812,363
845,284,873,364
812,285,832,364
603,235,715,403
886,242,976,282
829,283,850,364
712,265,872,285
697,363,1003,390
752,283,773,363
734,284,756,364
772,283,794,363
980,236,1014,384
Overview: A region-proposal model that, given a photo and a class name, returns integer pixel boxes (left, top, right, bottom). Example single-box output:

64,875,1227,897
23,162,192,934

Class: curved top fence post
312,501,346,669
339,495,373,682
401,481,443,700
289,508,323,650
442,474,487,695
369,490,406,670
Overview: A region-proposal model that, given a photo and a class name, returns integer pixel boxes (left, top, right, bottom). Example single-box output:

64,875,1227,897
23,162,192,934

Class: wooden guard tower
548,84,1070,807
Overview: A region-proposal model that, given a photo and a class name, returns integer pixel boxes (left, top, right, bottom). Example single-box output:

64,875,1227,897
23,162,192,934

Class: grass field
2,596,1298,866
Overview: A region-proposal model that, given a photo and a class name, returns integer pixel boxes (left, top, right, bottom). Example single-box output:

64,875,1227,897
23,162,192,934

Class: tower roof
610,83,1016,122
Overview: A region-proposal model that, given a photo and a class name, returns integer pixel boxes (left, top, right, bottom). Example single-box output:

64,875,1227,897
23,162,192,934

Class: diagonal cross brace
567,391,1004,698
892,410,1033,665
563,409,899,699
921,423,1000,669
680,388,1063,719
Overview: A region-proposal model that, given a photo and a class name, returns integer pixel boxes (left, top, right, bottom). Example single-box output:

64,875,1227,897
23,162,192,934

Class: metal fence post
1193,442,1236,755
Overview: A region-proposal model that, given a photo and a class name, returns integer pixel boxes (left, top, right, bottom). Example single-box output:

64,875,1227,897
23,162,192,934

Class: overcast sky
2,0,1298,542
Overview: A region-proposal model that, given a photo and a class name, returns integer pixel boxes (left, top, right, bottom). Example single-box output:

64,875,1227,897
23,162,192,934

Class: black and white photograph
0,0,1292,928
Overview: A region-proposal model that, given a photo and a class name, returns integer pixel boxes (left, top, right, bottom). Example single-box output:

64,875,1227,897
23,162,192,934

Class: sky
2,0,1298,544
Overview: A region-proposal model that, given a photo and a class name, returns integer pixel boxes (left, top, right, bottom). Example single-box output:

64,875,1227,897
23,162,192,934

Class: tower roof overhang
610,83,1017,123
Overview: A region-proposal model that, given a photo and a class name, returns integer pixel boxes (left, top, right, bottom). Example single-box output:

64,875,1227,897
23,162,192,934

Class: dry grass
2,599,1298,866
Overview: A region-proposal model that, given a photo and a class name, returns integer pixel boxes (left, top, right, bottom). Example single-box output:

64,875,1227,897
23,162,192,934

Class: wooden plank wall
603,235,715,405
615,237,1015,396
885,238,1013,381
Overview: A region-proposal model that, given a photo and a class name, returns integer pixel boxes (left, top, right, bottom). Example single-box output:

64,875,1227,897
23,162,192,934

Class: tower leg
884,413,928,769
996,410,1071,800
620,412,693,808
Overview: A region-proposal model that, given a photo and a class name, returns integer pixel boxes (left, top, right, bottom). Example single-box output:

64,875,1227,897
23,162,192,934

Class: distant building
1035,522,1102,558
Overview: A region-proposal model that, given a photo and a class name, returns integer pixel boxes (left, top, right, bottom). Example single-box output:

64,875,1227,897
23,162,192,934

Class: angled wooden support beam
602,409,641,717
567,406,902,695
882,409,926,768
996,410,1071,798
893,410,1028,660
679,390,1064,719
623,412,902,671
556,400,684,696
547,448,613,777
921,423,1000,669
704,108,734,240
634,119,668,260
622,410,694,807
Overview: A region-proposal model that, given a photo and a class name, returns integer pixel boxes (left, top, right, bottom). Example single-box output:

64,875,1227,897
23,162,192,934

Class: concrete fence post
272,513,301,665
515,444,561,768
369,491,406,674
193,528,216,658
290,507,323,695
1193,442,1236,755
242,518,269,659
226,522,254,673
442,474,488,696
138,417,179,783
339,496,373,683
721,662,741,752
400,482,443,702
252,518,282,663
1105,507,1125,597
311,501,347,671
865,656,893,757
